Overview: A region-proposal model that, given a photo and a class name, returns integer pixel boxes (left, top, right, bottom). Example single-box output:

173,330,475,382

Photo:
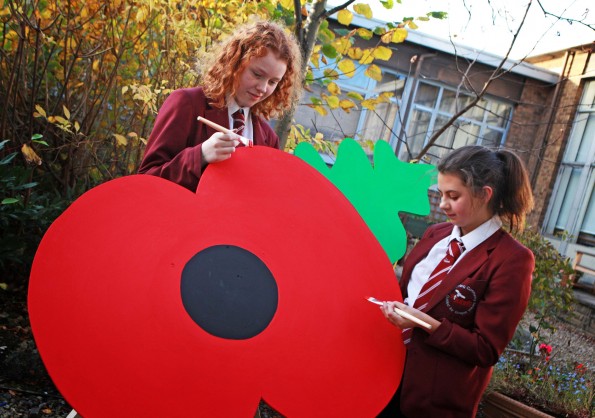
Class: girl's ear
482,186,494,204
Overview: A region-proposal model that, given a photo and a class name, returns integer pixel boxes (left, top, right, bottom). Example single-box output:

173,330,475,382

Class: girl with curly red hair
139,19,303,191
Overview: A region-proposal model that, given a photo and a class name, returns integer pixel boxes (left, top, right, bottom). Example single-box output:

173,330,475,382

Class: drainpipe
530,51,573,189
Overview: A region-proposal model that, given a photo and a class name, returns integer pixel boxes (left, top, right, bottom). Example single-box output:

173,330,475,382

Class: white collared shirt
228,101,254,140
405,216,503,306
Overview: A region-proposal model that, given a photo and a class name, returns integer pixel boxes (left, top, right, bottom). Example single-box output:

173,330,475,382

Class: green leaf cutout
295,138,436,264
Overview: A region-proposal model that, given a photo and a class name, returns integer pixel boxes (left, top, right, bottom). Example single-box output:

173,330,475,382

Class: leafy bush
0,139,68,283
1,0,275,284
511,226,575,354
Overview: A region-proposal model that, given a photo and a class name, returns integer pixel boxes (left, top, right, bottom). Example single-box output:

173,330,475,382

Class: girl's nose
255,80,267,93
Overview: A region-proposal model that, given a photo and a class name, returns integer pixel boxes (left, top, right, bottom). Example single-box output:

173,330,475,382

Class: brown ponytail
437,146,534,232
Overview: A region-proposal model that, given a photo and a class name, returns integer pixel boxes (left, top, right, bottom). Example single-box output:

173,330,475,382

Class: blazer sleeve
138,89,204,191
425,236,534,367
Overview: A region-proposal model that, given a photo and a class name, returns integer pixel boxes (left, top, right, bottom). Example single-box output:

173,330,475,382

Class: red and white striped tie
402,239,465,345
232,109,246,147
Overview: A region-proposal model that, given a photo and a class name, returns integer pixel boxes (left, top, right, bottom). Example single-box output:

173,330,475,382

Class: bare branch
414,0,533,160
324,0,358,20
536,0,595,31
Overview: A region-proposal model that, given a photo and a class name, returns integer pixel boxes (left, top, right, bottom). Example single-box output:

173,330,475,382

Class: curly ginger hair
200,20,303,120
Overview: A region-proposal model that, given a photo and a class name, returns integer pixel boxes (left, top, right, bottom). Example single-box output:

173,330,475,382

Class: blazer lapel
252,116,264,146
400,226,451,296
203,107,229,139
426,230,504,311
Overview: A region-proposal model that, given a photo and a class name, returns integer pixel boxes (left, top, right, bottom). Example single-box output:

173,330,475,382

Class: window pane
487,102,512,128
406,109,432,158
439,89,472,114
415,83,439,108
581,186,595,235
361,102,399,142
463,99,488,122
452,122,481,148
576,114,595,163
424,116,454,165
375,72,405,100
555,168,581,230
482,128,503,148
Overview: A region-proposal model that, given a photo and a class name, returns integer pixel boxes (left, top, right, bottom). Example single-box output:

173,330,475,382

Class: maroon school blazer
398,222,534,418
138,87,280,191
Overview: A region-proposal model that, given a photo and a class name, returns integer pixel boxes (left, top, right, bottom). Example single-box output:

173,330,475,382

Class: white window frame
543,79,595,249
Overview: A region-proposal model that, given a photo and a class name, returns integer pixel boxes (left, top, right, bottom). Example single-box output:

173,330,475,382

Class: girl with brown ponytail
378,145,535,418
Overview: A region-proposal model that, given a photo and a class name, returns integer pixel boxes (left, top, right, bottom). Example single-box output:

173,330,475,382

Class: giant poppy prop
29,146,407,417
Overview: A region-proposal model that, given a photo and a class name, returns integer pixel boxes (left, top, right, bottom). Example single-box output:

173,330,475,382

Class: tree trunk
276,0,328,150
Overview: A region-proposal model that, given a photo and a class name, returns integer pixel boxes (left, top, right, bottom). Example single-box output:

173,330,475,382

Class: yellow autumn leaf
379,92,394,101
348,47,363,60
380,32,392,44
359,50,375,65
347,91,364,101
136,7,145,22
333,37,351,55
324,95,340,109
408,21,419,30
74,121,80,133
327,82,341,95
392,28,408,43
323,68,340,80
34,104,46,118
63,105,70,120
313,105,328,116
337,59,356,77
310,52,320,69
365,64,382,81
6,30,18,41
353,3,373,19
92,60,99,72
337,9,353,26
373,46,392,61
21,144,42,165
361,98,377,110
113,133,128,146
279,0,293,10
339,99,357,112
356,28,373,40
53,116,69,125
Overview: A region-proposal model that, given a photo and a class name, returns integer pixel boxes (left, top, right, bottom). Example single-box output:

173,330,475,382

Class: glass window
414,83,439,108
407,109,432,157
375,71,406,98
294,65,513,163
545,80,595,247
439,90,473,114
487,102,512,128
398,81,512,162
360,102,400,142
482,127,504,148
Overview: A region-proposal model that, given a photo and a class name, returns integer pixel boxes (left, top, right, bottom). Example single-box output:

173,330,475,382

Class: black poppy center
180,245,278,340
